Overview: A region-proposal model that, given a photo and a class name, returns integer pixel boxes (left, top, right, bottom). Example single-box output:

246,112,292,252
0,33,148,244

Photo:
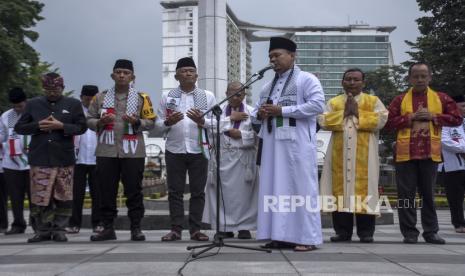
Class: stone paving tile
399,263,465,276
59,261,297,276
356,243,462,255
0,210,463,275
293,261,417,275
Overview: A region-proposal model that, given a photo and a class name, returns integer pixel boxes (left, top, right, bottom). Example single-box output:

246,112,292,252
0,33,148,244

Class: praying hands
39,115,64,131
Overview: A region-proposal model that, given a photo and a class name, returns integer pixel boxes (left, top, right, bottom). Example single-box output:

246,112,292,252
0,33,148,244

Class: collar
45,95,63,104
411,87,428,95
277,66,294,78
179,86,197,94
12,110,22,117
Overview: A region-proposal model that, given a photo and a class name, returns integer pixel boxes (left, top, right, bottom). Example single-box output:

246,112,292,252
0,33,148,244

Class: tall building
161,1,198,94
158,1,396,164
160,0,252,98
160,1,395,102
294,25,395,99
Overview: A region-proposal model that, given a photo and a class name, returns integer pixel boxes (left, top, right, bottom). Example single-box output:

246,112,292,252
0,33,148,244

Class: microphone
254,64,275,77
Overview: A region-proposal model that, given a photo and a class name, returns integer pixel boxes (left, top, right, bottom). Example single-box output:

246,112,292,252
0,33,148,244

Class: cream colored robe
318,92,388,215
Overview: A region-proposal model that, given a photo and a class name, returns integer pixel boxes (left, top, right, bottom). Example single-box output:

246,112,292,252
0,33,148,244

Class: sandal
161,230,181,242
294,245,317,252
190,231,209,241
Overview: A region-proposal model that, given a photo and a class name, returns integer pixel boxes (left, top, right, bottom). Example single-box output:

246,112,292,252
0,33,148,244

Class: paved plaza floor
0,210,464,276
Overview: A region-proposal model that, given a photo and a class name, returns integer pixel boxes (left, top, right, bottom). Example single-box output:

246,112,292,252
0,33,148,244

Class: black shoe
131,228,146,241
330,235,351,242
424,234,445,245
5,227,25,235
260,240,295,249
0,228,6,234
65,226,80,234
90,228,117,241
53,232,68,242
403,236,418,244
216,231,234,239
27,233,52,243
237,230,251,239
93,225,104,233
359,236,374,243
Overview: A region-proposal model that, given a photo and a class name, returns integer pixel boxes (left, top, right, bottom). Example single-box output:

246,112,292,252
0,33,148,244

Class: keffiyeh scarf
100,87,139,154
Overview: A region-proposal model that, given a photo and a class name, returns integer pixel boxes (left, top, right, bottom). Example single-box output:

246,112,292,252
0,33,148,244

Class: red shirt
385,90,463,161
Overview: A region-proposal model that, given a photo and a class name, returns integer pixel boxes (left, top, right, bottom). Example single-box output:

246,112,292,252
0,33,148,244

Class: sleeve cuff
281,106,294,117
63,123,73,135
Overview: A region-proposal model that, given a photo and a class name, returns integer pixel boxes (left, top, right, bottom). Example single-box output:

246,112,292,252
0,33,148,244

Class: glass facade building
294,26,395,99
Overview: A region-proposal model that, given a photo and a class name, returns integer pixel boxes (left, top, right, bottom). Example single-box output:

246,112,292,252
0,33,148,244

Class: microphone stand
186,71,272,258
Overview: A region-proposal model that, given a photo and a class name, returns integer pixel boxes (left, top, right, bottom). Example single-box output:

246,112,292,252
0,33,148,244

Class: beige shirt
87,90,155,158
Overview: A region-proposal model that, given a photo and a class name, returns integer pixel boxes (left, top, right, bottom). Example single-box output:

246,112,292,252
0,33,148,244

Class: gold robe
318,93,388,215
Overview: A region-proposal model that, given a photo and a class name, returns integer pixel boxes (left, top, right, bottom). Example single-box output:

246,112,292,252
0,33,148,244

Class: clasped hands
411,104,433,122
344,92,359,118
99,113,140,125
39,115,64,131
258,104,282,120
225,111,248,140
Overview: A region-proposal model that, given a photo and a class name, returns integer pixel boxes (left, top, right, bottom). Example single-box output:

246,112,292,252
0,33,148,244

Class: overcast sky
33,0,424,103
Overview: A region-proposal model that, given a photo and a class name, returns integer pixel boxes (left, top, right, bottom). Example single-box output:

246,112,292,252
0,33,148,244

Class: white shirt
156,87,216,154
75,105,97,165
0,109,30,171
438,119,465,172
204,103,256,149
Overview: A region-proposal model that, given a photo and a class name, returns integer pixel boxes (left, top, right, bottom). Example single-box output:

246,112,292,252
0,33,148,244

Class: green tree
0,0,50,111
365,65,408,161
404,0,465,96
365,65,408,105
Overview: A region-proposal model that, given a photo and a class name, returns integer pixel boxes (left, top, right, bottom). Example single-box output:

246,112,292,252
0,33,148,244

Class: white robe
252,66,325,245
202,103,259,231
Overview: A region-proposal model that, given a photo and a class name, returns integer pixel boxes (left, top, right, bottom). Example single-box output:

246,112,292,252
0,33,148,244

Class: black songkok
81,85,99,96
113,59,134,72
269,37,297,52
8,87,27,104
176,57,196,70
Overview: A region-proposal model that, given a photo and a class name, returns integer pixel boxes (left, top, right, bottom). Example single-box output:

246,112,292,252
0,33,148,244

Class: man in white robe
202,81,258,239
318,68,388,243
252,37,325,251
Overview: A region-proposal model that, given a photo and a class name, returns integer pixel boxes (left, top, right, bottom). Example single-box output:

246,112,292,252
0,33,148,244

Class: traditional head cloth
81,85,99,96
176,57,196,70
42,73,64,90
269,37,297,52
452,95,465,103
8,87,26,103
113,59,134,72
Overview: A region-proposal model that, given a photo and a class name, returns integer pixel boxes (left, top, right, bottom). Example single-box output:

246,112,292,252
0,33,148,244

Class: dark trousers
96,157,145,229
395,159,439,238
32,200,72,236
444,170,465,228
332,211,375,238
165,151,208,233
69,164,101,228
3,169,31,230
0,173,8,229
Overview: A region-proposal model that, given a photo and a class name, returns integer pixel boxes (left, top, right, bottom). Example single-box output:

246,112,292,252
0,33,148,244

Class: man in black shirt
15,73,87,243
